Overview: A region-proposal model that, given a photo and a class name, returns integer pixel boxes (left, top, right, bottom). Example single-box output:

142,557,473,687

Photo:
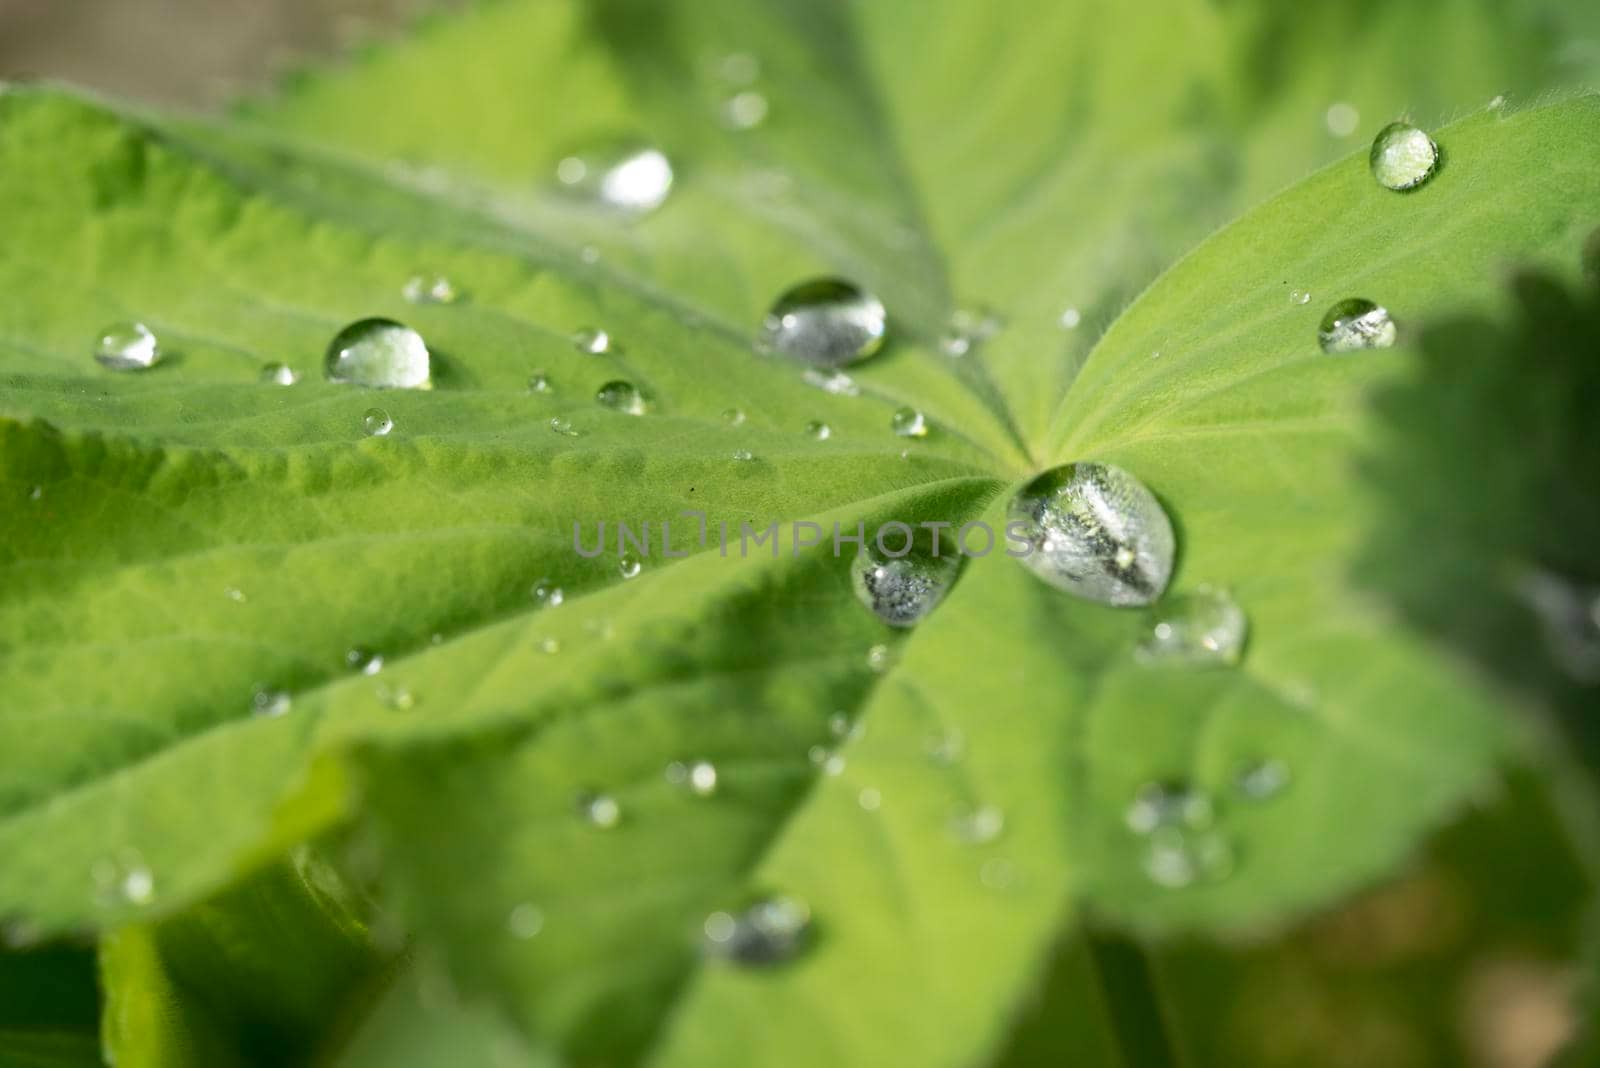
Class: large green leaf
2,1,1599,1065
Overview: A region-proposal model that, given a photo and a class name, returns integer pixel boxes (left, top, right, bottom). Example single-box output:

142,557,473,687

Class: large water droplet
556,143,674,215
325,318,432,389
94,322,160,371
578,791,622,829
890,407,928,439
1008,463,1175,607
760,279,887,368
1370,121,1440,191
403,274,460,305
595,380,645,415
850,535,959,628
703,897,811,965
573,327,613,355
363,408,394,437
1137,587,1248,667
1318,298,1397,353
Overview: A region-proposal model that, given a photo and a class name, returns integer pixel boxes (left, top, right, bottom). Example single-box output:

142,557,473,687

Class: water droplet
850,537,959,628
926,728,965,766
403,274,459,305
1318,298,1397,353
1325,102,1360,138
828,712,859,741
251,687,290,718
688,760,718,796
619,553,643,579
94,322,160,371
801,368,861,396
578,791,622,829
573,327,612,355
224,586,246,604
507,903,544,939
1143,827,1234,889
950,804,1005,844
808,745,846,776
531,579,564,607
1008,462,1176,607
556,143,675,215
890,407,928,439
722,407,746,426
722,91,769,130
1124,781,1214,835
363,407,394,437
345,647,384,675
260,362,299,385
866,643,894,673
1059,307,1083,330
1369,121,1440,191
731,449,756,462
1137,587,1249,667
1235,758,1291,800
93,853,155,907
804,419,831,441
760,279,887,368
325,319,431,389
595,380,646,415
1289,288,1312,306
858,787,883,811
550,416,581,437
27,486,42,502
702,896,810,966
528,371,553,393
1488,94,1508,111
1516,570,1600,683
715,52,761,85
940,307,1003,357
378,683,415,710
537,637,560,655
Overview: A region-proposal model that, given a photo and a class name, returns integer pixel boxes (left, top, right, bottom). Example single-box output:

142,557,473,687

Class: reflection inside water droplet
595,380,645,415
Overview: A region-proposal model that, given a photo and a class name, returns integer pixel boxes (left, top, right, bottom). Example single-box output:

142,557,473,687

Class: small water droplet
715,52,760,85
1143,827,1234,889
722,407,747,426
578,792,622,829
326,319,431,389
808,745,847,776
1488,94,1508,111
251,687,290,718
260,362,299,385
573,327,613,355
537,637,560,655
378,683,415,710
528,371,553,393
951,804,1005,844
866,643,894,673
27,486,42,502
1325,102,1360,138
688,760,718,796
731,449,756,462
224,586,246,603
556,143,675,215
702,896,810,965
1059,307,1083,330
595,380,646,415
828,712,859,741
760,279,887,368
940,307,1003,357
363,407,394,436
1289,288,1312,306
722,91,769,130
1124,781,1214,835
850,536,960,628
346,647,384,675
93,853,155,907
803,419,831,440
550,416,581,437
1137,587,1249,667
926,727,965,766
1008,462,1176,607
1235,758,1291,800
1318,298,1397,353
579,245,602,265
403,274,460,305
507,903,545,939
858,786,883,812
890,407,928,439
94,322,160,371
801,368,861,396
531,579,564,607
1369,121,1440,191
619,553,643,579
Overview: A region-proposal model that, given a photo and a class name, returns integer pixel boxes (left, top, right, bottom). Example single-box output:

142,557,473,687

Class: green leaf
2,1,1600,1066
0,945,101,1068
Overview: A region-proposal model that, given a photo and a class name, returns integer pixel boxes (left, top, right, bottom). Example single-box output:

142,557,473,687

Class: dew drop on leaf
759,278,887,368
722,407,746,426
803,419,831,440
1289,288,1312,306
619,553,643,579
1137,586,1249,667
531,579,564,607
260,362,299,385
402,274,459,305
721,91,769,130
1318,298,1397,353
849,538,959,628
1059,307,1083,330
94,321,160,371
801,368,861,396
572,327,612,355
866,643,894,673
1124,781,1214,835
550,416,581,437
1143,827,1235,889
1008,462,1175,607
1325,101,1360,137
528,371,552,393
93,853,155,907
1369,121,1440,191
1235,758,1292,801
556,143,674,215
251,687,290,719
890,407,928,438
731,449,755,462
950,804,1006,845
577,792,621,829
858,787,883,812
940,306,1003,357
362,407,394,437
702,897,811,966
688,760,718,796
507,903,545,940
325,318,432,389
595,380,646,415
345,647,384,676
926,727,965,766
